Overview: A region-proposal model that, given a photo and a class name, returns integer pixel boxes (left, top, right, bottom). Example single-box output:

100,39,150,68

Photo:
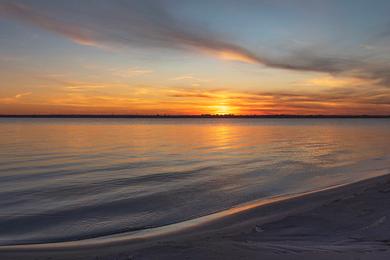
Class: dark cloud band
1,0,390,86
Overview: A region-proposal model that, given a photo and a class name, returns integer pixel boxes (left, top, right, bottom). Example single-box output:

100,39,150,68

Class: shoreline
1,115,390,119
0,181,355,249
1,172,390,259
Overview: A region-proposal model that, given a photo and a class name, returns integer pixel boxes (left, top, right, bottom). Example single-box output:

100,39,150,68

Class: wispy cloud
163,85,390,115
15,92,32,98
300,75,378,88
111,68,153,78
2,0,389,85
171,75,211,82
65,85,105,92
0,2,100,47
0,92,32,104
2,81,388,114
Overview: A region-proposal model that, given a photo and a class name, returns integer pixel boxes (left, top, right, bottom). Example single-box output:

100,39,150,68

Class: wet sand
1,172,390,260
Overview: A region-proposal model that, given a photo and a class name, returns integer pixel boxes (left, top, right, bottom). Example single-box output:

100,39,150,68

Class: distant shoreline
1,114,389,119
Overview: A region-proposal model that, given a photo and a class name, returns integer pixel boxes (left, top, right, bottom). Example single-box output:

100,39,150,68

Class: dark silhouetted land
0,114,389,118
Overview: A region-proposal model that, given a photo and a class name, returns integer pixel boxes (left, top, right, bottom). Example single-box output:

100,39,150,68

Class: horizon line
1,114,390,119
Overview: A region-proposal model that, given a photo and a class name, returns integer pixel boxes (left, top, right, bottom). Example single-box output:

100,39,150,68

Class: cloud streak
1,0,390,88
0,2,98,46
110,68,153,78
0,1,265,63
164,85,390,115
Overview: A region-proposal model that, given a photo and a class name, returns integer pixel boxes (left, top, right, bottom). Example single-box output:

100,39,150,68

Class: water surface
0,118,389,245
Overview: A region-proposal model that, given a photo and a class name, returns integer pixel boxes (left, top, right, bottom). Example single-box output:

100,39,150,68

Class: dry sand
1,172,390,260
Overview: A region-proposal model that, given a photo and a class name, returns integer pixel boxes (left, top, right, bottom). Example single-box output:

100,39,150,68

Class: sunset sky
0,0,389,115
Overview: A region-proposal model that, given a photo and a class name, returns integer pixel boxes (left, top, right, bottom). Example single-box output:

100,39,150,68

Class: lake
0,118,389,245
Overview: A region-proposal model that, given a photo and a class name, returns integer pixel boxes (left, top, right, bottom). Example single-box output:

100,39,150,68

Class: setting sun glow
212,105,233,115
0,1,389,115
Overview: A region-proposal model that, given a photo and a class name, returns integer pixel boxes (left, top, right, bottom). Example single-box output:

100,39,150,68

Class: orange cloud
111,68,153,78
216,50,258,64
0,92,32,104
196,47,259,64
303,75,377,88
1,80,389,115
171,75,211,82
15,92,32,99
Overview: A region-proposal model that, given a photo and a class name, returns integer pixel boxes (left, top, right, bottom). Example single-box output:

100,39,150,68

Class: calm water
0,118,389,245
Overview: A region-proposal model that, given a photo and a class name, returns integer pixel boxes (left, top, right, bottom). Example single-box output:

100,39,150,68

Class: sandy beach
1,172,389,260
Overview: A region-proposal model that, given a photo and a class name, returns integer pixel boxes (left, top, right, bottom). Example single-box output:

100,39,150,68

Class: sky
0,0,389,115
